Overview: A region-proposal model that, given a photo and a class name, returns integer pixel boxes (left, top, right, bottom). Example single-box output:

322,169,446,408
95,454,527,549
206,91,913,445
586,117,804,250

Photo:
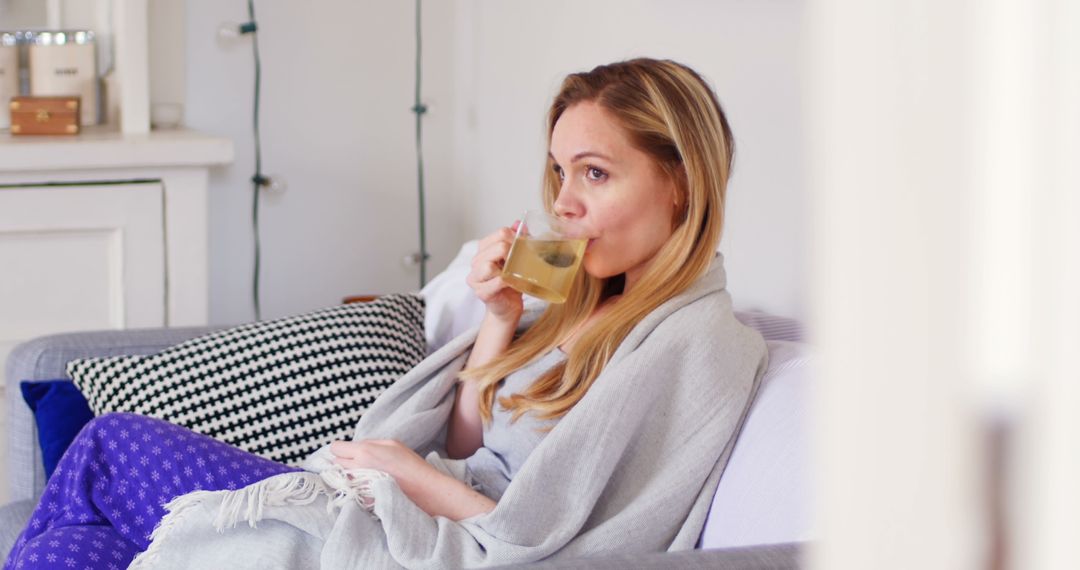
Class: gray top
465,348,567,500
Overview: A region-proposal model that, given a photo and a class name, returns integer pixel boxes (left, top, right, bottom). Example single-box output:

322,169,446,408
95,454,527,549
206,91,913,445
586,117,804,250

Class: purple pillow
20,380,95,480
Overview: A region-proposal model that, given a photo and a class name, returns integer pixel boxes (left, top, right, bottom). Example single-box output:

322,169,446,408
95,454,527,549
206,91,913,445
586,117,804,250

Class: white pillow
699,340,814,548
420,241,485,352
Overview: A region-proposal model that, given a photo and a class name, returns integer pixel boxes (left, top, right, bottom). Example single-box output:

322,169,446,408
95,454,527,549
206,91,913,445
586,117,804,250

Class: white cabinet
0,127,233,327
0,181,169,421
0,182,167,337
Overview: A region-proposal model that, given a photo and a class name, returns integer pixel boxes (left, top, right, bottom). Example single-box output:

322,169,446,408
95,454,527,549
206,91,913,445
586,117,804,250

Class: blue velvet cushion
20,380,95,480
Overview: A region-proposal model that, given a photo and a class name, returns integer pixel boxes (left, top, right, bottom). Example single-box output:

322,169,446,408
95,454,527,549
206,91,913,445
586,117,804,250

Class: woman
6,58,768,569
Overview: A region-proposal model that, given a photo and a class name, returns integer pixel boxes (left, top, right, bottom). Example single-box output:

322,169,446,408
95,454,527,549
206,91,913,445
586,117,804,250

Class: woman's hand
467,224,524,322
329,439,429,483
329,439,495,521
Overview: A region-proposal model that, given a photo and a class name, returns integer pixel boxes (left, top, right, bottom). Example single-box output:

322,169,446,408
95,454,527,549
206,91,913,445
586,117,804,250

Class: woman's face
549,101,678,291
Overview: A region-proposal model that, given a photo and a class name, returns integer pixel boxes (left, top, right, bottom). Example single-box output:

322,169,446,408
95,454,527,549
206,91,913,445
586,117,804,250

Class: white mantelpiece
0,126,231,172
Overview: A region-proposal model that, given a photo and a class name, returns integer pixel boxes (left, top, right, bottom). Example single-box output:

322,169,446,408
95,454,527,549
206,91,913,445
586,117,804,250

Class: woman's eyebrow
548,151,613,164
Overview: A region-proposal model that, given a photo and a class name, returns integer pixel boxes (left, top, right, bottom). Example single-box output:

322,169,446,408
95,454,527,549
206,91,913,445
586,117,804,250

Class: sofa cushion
5,326,225,504
490,542,804,569
420,241,484,352
19,380,94,480
0,499,34,563
67,294,426,465
700,340,813,548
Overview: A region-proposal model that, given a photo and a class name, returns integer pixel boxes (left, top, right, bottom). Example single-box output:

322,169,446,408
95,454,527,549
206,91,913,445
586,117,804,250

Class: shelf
0,126,234,172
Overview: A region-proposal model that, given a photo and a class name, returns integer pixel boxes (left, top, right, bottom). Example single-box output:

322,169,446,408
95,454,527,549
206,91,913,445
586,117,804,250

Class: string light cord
240,1,422,309
243,0,265,321
412,0,429,288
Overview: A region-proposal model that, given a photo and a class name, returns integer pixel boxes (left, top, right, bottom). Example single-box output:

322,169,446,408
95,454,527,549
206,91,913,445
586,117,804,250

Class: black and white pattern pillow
67,294,426,465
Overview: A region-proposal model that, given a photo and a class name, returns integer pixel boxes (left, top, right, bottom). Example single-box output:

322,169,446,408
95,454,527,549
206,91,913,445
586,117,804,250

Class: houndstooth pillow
67,294,426,465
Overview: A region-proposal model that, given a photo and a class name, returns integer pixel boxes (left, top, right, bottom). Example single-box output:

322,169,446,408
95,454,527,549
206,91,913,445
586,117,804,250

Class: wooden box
9,96,81,136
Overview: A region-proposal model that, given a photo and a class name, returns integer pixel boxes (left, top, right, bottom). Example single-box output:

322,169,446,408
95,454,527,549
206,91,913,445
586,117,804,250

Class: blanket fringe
213,472,328,531
320,466,392,514
128,490,215,569
128,467,393,565
209,467,392,530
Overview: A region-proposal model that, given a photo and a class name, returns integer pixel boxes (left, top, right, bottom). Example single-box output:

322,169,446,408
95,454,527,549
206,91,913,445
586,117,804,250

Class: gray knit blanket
129,259,768,569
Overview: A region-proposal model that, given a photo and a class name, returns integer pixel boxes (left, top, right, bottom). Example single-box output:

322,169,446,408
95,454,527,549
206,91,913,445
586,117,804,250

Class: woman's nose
553,182,585,219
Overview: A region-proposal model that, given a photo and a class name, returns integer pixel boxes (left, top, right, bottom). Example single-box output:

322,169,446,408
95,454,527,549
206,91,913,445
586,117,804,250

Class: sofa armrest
5,326,225,502
492,542,804,569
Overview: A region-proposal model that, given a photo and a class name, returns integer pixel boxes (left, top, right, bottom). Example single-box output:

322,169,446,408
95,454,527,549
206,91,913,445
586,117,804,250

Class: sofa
2,243,812,568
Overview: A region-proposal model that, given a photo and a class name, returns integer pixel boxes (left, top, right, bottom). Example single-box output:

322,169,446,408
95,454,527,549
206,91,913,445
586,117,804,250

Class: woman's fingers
471,226,516,278
469,240,512,285
472,236,512,269
468,224,524,317
474,276,511,302
475,226,516,252
469,259,504,285
470,276,499,302
365,439,406,448
332,454,347,466
330,439,398,465
329,440,353,457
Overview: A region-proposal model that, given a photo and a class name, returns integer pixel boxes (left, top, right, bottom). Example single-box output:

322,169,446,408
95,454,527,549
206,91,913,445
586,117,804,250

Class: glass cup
501,210,587,304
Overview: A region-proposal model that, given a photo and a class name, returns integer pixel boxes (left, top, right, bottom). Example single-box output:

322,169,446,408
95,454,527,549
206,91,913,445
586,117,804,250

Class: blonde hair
461,58,735,424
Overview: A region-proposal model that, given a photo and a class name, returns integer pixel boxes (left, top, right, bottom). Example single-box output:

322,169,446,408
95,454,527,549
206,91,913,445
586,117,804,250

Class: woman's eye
585,167,608,182
552,164,565,181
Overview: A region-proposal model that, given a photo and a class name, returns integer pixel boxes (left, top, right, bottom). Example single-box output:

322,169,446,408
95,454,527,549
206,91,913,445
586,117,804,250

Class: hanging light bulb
216,21,257,44
264,175,287,196
252,174,287,196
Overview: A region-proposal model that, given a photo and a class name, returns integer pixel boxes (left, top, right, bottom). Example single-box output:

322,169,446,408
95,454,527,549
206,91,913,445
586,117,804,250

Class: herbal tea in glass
501,210,586,304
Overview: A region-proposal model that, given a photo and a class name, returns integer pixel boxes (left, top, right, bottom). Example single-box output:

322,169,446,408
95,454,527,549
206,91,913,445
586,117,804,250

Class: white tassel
319,465,392,513
128,490,216,569
209,467,392,530
213,472,327,531
131,467,394,565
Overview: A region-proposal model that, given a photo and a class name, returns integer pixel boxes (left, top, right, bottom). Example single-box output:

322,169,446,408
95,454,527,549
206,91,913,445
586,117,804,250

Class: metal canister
27,30,98,126
0,32,17,129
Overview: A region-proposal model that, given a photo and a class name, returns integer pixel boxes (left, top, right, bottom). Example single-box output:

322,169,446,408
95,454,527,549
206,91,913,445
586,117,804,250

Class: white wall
183,0,803,324
0,0,46,28
185,0,461,325
148,0,185,115
453,0,805,319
